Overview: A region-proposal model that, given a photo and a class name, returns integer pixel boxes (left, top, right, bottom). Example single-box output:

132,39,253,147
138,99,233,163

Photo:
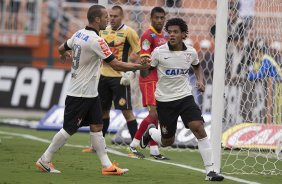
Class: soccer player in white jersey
35,5,148,175
140,18,224,181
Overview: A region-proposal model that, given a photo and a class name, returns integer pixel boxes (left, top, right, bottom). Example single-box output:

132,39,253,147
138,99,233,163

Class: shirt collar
150,25,162,36
168,42,187,51
85,26,99,35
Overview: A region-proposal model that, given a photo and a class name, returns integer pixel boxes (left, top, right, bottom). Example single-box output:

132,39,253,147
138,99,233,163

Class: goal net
216,0,282,175
60,0,282,175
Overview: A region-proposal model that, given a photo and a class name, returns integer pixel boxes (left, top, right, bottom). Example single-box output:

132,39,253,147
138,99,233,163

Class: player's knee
102,111,110,119
62,127,77,136
148,109,158,119
161,137,174,147
189,121,207,139
122,110,135,120
90,124,103,132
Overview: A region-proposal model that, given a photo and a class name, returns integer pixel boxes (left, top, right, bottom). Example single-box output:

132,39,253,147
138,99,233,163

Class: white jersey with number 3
151,42,199,102
66,27,113,98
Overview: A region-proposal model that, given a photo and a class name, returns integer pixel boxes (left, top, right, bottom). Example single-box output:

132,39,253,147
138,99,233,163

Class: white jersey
66,26,114,97
151,42,199,102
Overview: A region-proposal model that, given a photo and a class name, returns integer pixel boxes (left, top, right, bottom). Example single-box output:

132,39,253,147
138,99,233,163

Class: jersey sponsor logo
142,39,151,51
98,39,112,57
101,31,108,35
75,32,89,42
165,69,188,76
116,33,124,37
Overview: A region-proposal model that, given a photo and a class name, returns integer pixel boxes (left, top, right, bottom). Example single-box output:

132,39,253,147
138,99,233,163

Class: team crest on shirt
142,39,151,50
161,126,168,134
184,53,192,61
150,33,156,38
119,98,126,106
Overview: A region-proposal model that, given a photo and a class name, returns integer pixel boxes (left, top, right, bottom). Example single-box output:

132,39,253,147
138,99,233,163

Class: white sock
149,128,162,145
90,131,112,168
130,138,140,148
41,128,70,163
150,145,160,155
198,137,214,174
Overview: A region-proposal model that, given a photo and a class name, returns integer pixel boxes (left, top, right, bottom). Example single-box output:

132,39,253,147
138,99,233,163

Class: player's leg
114,81,137,140
181,96,224,181
130,81,168,159
36,96,83,173
140,99,178,148
88,96,128,175
82,76,112,153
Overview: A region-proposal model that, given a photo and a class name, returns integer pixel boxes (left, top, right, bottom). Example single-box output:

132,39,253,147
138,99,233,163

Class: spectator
270,41,282,67
199,39,213,84
248,40,282,81
227,35,247,81
165,0,181,7
238,0,255,31
25,0,37,31
7,0,21,30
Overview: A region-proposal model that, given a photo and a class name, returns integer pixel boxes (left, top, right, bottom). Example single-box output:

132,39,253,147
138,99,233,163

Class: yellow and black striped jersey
100,24,140,77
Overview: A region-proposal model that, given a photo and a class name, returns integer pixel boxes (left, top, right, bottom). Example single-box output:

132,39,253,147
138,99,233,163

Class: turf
0,125,281,184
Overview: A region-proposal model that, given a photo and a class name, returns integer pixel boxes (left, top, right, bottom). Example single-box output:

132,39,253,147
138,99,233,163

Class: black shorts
156,95,204,139
63,96,103,132
98,75,132,111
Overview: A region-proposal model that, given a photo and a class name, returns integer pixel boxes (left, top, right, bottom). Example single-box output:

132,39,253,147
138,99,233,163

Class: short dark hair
112,5,123,15
165,18,188,38
87,5,106,23
150,7,165,18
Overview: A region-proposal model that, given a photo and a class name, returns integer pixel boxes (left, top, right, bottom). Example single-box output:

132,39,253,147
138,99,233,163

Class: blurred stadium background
0,0,282,183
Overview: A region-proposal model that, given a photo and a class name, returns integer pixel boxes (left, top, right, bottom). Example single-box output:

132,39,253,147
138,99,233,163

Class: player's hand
120,71,135,86
140,57,151,65
60,51,72,63
129,53,140,63
196,81,205,92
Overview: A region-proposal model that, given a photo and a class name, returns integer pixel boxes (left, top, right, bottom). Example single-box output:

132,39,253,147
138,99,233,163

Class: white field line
0,130,260,184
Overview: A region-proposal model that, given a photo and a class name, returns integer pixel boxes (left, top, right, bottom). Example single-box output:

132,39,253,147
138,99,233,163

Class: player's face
99,9,109,30
151,12,165,32
110,9,123,30
167,25,185,47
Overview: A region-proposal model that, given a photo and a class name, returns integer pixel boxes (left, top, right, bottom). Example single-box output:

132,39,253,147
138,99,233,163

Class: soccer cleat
102,164,129,175
35,158,61,173
127,146,145,159
150,154,170,160
140,124,156,149
82,147,95,153
205,171,224,181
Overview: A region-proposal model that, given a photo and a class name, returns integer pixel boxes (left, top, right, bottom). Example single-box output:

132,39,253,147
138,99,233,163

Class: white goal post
211,0,228,174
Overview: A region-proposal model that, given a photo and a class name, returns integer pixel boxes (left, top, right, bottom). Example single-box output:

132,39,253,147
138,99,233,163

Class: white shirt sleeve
91,38,113,60
150,48,160,67
66,33,76,49
191,48,200,66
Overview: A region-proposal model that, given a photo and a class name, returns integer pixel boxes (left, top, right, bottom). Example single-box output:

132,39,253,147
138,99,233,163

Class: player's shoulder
154,43,168,53
184,42,197,53
141,28,154,37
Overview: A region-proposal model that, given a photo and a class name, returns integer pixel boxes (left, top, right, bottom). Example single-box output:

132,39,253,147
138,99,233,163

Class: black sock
127,119,138,140
102,118,110,137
